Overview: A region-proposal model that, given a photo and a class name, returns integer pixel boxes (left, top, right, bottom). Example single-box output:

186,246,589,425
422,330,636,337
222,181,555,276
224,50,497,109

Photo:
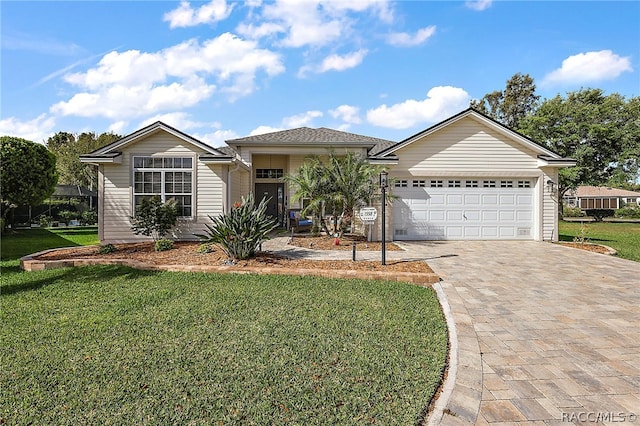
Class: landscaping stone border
20,248,441,285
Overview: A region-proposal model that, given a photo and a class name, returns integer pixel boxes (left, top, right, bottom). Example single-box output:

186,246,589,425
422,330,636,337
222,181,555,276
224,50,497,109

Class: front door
255,183,284,226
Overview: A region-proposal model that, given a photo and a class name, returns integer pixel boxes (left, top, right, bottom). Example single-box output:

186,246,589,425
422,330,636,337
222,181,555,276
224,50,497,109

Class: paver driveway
398,241,640,425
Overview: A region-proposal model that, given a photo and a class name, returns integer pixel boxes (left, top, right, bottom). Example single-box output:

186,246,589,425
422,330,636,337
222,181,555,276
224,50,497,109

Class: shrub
615,205,640,219
154,239,174,252
98,244,116,254
58,210,78,223
584,209,615,222
197,193,278,260
81,210,98,225
196,243,216,254
573,222,590,245
130,196,178,242
563,204,585,218
38,215,53,228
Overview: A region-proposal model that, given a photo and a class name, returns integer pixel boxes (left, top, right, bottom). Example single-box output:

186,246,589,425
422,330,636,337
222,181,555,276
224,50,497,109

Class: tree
518,89,640,214
130,196,179,243
471,73,540,129
1,136,58,225
47,131,120,190
283,151,385,236
325,151,386,233
282,157,332,234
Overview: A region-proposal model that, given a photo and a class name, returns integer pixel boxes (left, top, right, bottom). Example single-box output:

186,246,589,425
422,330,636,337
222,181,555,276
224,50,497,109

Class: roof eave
79,153,122,164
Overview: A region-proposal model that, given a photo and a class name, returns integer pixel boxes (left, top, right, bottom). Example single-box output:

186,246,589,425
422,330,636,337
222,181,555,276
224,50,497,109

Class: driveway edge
429,281,483,425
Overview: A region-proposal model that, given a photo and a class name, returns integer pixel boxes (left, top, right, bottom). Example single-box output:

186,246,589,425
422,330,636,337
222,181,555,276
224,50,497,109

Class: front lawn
1,226,99,262
1,229,448,424
559,221,640,262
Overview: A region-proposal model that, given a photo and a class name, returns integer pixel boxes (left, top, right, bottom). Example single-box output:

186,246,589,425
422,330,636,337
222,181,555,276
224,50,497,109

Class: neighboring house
564,186,640,210
51,184,98,209
80,108,575,243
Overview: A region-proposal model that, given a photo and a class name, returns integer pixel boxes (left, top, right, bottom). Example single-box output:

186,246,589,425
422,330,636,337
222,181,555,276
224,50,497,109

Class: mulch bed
556,242,613,255
289,234,403,251
34,241,433,273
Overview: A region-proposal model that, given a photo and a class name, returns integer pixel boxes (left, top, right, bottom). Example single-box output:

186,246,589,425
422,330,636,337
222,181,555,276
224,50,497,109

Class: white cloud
138,112,209,130
386,26,436,47
283,110,323,127
50,33,284,120
542,50,633,85
329,105,361,124
299,49,368,77
246,0,392,48
366,86,470,129
249,125,285,136
108,121,128,134
465,0,492,11
164,0,234,28
194,129,239,147
0,114,57,144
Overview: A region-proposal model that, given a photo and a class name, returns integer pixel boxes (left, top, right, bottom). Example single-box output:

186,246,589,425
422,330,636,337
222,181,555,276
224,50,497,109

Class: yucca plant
197,193,278,260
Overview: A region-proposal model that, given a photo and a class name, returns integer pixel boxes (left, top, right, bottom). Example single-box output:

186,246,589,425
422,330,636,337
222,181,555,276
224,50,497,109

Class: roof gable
89,121,227,157
373,108,562,159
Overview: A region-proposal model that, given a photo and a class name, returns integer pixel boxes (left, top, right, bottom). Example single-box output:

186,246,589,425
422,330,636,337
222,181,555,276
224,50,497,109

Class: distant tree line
471,73,640,198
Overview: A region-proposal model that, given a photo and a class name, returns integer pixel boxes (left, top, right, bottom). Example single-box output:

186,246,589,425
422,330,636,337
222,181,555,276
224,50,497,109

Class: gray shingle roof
226,127,395,155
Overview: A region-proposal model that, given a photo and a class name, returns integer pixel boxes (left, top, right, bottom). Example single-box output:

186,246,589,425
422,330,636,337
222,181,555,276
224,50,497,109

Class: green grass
0,228,448,424
1,226,99,261
559,220,640,262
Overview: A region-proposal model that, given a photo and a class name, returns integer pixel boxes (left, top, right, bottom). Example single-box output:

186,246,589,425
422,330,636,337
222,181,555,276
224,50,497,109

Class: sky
1,0,639,147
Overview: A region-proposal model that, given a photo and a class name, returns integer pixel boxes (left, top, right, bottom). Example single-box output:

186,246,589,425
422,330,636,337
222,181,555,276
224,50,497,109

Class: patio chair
288,209,313,232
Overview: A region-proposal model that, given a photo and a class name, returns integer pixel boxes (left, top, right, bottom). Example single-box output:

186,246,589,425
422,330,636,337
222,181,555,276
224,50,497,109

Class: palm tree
282,157,331,235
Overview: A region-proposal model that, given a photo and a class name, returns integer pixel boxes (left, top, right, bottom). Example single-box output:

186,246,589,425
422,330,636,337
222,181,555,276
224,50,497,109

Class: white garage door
392,178,535,240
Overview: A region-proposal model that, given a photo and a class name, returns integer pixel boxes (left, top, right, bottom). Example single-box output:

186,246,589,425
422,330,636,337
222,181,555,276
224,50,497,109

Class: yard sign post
379,170,388,266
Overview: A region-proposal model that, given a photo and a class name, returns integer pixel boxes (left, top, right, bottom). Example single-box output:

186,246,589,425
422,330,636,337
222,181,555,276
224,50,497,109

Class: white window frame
132,155,195,218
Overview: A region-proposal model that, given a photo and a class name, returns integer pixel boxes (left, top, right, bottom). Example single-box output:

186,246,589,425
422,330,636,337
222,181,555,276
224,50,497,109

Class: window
394,180,408,188
256,169,283,179
483,180,496,188
447,180,461,188
430,180,443,188
517,180,531,188
133,156,193,217
412,180,426,187
500,180,514,188
465,180,478,188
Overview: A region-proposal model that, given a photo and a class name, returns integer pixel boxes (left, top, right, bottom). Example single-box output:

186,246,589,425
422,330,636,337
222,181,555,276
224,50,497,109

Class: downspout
226,160,241,214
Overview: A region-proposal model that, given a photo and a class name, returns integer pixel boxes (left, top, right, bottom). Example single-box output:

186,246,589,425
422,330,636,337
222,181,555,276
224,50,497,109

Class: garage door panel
447,210,463,221
447,194,463,205
482,227,498,237
464,227,481,237
499,195,515,205
517,195,533,205
482,195,498,205
517,211,532,221
482,210,498,221
430,211,445,221
464,194,481,204
499,211,515,221
464,210,480,221
430,194,446,205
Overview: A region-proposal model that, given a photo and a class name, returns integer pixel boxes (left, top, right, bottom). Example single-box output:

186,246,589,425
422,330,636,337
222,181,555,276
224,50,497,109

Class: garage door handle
463,214,467,220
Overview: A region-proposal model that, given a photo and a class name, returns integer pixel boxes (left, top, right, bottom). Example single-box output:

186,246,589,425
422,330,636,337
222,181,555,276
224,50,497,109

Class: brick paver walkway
398,241,640,425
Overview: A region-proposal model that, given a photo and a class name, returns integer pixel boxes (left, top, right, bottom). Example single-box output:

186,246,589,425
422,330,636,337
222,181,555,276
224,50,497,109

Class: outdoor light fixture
546,179,556,192
379,170,389,188
379,170,388,265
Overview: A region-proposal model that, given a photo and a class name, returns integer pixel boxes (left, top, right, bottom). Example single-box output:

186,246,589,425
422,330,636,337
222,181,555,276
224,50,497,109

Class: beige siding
541,168,559,241
393,116,540,176
230,169,250,208
101,132,224,243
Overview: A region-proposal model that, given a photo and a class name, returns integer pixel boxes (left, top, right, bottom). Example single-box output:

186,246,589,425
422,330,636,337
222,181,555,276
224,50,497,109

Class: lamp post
379,170,388,265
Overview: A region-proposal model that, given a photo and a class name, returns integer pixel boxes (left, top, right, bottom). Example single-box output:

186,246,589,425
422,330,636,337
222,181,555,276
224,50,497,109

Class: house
80,108,575,243
563,186,640,210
